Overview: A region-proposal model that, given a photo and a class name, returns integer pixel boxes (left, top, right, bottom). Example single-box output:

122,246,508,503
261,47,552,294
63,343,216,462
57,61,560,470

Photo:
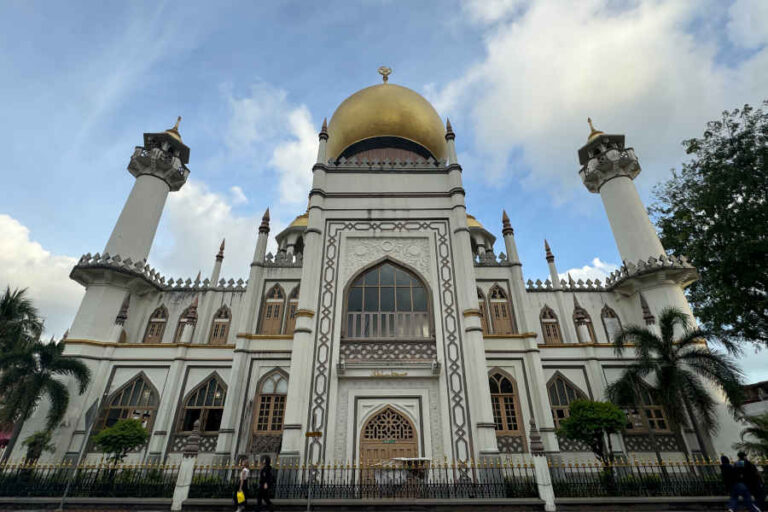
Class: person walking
236,458,250,512
256,455,275,511
727,451,761,512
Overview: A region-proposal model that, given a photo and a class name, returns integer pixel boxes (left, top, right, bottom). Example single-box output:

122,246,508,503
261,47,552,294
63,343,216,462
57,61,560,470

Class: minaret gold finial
587,117,604,142
377,66,392,83
165,116,183,142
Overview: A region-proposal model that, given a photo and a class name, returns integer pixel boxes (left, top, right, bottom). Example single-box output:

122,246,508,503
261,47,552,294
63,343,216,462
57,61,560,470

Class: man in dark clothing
256,455,275,512
727,452,762,512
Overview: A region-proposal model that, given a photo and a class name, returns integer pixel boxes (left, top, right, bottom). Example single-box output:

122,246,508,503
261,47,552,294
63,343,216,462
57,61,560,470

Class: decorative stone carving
497,434,525,454
557,435,590,452
342,237,430,285
578,134,640,193
172,433,218,453
250,434,282,454
340,340,437,362
624,433,681,453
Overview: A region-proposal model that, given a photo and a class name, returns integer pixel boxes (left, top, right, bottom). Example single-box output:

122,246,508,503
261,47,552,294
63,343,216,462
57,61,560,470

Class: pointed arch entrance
360,406,418,466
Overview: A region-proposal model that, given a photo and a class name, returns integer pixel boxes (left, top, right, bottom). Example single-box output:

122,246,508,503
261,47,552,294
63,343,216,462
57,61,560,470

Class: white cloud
559,257,619,283
0,214,83,338
461,0,527,24
439,0,768,199
229,185,248,205
727,0,768,48
226,83,316,205
154,180,284,280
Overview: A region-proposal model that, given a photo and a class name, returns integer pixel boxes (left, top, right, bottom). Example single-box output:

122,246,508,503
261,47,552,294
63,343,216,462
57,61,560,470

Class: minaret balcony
128,146,189,191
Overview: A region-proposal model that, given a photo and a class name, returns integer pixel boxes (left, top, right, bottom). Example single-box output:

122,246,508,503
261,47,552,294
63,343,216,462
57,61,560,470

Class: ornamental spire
115,294,131,326
259,208,271,234
319,118,328,141
377,65,392,83
502,209,513,236
586,117,604,142
445,118,455,141
165,116,183,142
544,239,554,262
216,238,225,260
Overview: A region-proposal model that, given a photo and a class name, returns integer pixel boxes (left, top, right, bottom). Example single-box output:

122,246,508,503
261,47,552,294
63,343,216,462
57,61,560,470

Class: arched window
99,374,158,432
540,306,562,344
489,285,517,334
489,372,523,434
178,375,227,434
547,373,586,428
260,284,285,335
573,305,596,343
625,386,670,433
345,261,430,339
285,287,299,335
477,288,489,335
208,305,231,345
143,305,168,343
253,371,288,435
173,302,198,343
601,305,622,343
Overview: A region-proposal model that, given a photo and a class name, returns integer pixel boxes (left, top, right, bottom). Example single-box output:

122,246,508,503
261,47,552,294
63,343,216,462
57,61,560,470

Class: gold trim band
295,309,315,318
462,309,482,318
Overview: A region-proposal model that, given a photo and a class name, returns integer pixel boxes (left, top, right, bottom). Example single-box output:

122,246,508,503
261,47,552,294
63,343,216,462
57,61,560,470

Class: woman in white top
237,458,250,511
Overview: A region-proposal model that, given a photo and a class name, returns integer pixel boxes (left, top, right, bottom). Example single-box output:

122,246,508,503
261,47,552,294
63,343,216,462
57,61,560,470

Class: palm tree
0,288,91,462
733,413,768,459
606,306,745,460
0,287,43,350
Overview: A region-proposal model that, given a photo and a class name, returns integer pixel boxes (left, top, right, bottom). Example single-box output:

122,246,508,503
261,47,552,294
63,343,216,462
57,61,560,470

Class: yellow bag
236,490,245,504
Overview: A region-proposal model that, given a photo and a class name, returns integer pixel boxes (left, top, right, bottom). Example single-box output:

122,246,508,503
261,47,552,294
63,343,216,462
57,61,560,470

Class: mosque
12,69,737,467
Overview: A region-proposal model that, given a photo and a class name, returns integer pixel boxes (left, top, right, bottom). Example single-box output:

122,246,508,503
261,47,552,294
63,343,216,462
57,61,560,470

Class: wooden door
360,407,418,466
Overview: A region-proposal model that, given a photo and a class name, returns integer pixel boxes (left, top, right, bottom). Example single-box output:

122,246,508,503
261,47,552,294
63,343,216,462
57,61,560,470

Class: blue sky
1,0,767,379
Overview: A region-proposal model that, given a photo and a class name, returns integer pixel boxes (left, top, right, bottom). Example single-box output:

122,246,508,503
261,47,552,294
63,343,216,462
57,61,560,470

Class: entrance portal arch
359,406,418,466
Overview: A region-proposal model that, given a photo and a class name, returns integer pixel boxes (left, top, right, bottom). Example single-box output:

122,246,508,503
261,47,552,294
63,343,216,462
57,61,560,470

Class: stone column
545,241,576,343
171,421,201,512
529,419,556,512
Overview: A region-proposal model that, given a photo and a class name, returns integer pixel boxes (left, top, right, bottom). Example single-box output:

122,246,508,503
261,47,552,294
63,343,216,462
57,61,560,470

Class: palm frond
613,325,662,358
49,355,91,394
679,348,746,408
679,371,717,435
42,379,69,430
657,307,692,345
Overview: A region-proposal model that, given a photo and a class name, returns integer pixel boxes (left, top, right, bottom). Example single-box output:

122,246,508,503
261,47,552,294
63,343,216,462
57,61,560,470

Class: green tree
21,430,55,462
557,400,626,463
0,288,91,462
607,307,745,459
650,102,768,347
733,413,768,459
92,419,149,464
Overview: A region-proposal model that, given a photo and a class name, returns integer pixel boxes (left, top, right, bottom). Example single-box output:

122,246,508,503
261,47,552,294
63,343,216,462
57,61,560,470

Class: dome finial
377,66,392,83
165,116,183,142
587,117,604,142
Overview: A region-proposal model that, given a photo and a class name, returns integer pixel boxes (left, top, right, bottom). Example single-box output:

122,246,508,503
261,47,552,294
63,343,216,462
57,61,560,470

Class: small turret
544,240,560,290
210,238,225,284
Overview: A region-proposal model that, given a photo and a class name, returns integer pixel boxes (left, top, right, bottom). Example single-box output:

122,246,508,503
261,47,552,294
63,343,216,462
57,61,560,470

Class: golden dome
289,212,308,228
466,214,484,229
326,83,447,162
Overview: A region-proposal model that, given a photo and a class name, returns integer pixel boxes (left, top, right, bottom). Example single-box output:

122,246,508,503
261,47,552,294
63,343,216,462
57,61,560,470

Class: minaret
210,239,225,285
254,209,270,263
578,118,664,263
68,118,190,341
445,119,457,165
544,240,560,289
316,119,328,163
104,117,190,262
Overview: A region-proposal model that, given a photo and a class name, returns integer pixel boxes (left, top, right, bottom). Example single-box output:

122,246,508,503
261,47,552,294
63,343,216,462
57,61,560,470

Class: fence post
529,419,556,512
171,420,200,512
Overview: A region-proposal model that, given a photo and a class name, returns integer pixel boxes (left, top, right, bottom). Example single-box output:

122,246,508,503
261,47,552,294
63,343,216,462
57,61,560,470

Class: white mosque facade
12,77,739,467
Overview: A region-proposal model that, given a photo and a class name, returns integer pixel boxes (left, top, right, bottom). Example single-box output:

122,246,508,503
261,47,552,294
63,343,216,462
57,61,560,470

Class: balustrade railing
549,459,727,497
190,460,538,499
0,461,178,498
345,312,430,339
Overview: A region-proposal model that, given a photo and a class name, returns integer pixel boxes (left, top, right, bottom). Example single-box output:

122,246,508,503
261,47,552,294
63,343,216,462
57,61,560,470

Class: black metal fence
190,460,539,499
0,461,178,498
549,459,727,497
